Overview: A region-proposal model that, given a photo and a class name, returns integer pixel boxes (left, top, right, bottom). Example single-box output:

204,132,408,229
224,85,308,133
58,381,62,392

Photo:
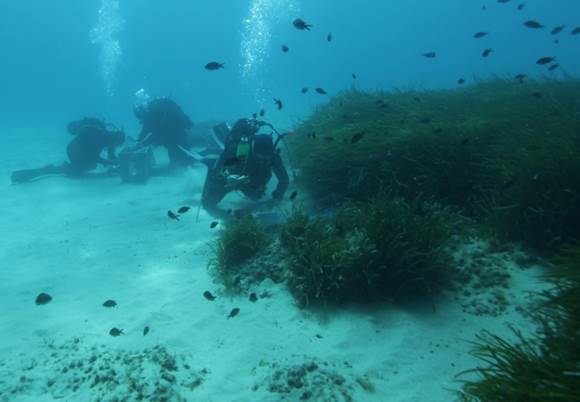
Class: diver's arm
271,153,290,201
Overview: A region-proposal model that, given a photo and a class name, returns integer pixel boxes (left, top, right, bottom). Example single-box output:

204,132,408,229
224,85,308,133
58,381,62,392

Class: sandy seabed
0,135,548,402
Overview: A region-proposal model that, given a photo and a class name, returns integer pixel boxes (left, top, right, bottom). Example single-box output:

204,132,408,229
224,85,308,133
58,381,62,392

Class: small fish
177,206,191,214
531,92,543,98
459,138,471,146
205,62,224,70
482,48,492,57
252,113,257,119
548,63,560,71
227,308,240,319
482,5,487,10
301,87,309,94
210,221,219,229
551,25,566,35
473,31,489,39
289,191,298,201
35,293,52,305
307,132,317,139
273,98,283,110
537,56,555,65
572,27,580,35
350,131,365,144
524,21,544,29
203,291,216,301
168,210,180,221
109,328,123,337
422,52,437,58
497,0,511,3
515,73,527,81
226,209,233,215
323,136,334,141
249,293,258,302
433,128,443,134
281,45,289,53
517,3,525,10
352,73,357,79
413,97,421,103
327,32,332,42
457,78,465,84
419,117,432,124
315,87,328,95
259,109,265,117
293,18,312,31
102,299,117,308
553,38,560,44
143,326,150,336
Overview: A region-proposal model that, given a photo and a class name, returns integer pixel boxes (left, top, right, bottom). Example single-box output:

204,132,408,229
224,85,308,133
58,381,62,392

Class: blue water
1,0,579,131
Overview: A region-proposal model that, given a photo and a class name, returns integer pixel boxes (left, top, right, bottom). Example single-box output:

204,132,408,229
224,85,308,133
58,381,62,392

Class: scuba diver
11,117,125,184
200,118,290,219
133,90,194,167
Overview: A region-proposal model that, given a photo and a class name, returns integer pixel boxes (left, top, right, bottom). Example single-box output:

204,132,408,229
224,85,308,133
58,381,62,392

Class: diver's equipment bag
118,145,155,183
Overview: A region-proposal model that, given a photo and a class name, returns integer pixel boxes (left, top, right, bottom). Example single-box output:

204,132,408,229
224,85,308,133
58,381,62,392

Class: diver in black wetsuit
133,97,194,166
10,117,125,184
201,118,290,219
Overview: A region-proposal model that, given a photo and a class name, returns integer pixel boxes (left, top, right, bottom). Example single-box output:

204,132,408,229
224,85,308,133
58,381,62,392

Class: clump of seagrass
208,215,270,291
457,244,580,401
281,195,458,307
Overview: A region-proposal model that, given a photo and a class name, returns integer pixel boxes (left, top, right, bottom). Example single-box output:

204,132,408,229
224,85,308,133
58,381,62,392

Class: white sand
0,136,549,401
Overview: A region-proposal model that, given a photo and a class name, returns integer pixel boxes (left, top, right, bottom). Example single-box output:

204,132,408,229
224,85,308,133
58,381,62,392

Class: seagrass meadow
288,78,580,254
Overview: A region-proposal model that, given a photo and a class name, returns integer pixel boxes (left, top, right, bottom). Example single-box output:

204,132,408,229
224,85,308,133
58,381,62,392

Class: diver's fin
211,123,230,151
11,164,65,184
178,146,218,168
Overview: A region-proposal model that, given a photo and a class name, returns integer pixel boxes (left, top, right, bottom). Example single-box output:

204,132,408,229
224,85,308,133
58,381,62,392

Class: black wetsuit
10,118,124,184
202,131,289,216
136,98,193,165
65,125,120,176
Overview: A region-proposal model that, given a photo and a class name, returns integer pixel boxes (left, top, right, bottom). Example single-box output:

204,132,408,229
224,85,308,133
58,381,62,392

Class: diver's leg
167,144,191,167
10,163,67,184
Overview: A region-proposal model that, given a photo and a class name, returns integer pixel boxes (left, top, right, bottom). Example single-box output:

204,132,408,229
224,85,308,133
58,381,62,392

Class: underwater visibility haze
1,0,580,401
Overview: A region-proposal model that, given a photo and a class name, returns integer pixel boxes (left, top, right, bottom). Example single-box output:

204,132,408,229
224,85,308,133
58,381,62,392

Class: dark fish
422,52,437,58
551,25,565,35
327,32,332,42
515,73,527,83
352,73,357,79
419,117,432,124
289,191,298,201
323,136,334,141
259,109,266,117
413,97,421,102
433,128,443,134
249,293,258,302
109,328,123,337
143,326,150,336
517,3,525,10
350,131,365,144
482,5,487,10
537,56,555,65
293,18,312,31
315,87,328,95
226,209,233,215
281,45,289,53
571,27,580,35
459,138,470,146
205,62,224,70
482,48,492,57
178,206,191,214
301,87,309,94
524,21,544,29
227,308,240,319
531,92,543,98
307,132,317,139
203,291,216,301
473,32,489,38
252,113,257,119
457,78,465,84
210,221,219,229
553,38,560,44
168,210,180,221
497,0,511,3
548,63,560,71
103,299,117,308
273,98,283,110
35,293,52,305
